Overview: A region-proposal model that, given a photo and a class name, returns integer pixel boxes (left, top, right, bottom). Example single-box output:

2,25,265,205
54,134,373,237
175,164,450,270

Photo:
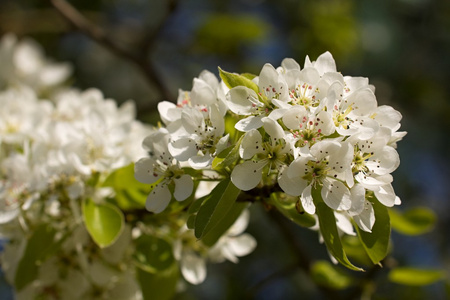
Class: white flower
278,139,354,214
0,34,71,93
282,105,335,149
135,129,193,213
226,63,288,132
168,105,227,169
173,210,256,285
231,128,289,191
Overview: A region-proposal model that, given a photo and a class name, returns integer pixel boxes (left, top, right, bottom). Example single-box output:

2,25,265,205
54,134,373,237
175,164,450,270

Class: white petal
189,154,213,169
235,115,264,132
367,146,400,175
219,243,239,263
282,105,308,129
169,137,198,161
355,172,392,186
146,184,171,213
278,165,307,196
374,184,396,207
374,105,402,129
191,78,216,106
227,210,250,236
262,117,285,139
134,157,161,184
209,104,225,136
240,129,263,159
348,184,366,216
215,134,230,155
314,51,337,75
227,86,259,115
281,57,300,72
259,63,288,100
181,108,204,133
173,174,194,201
231,160,266,191
0,207,19,224
299,67,320,85
226,234,257,257
180,252,207,285
157,101,180,124
300,185,316,214
322,179,352,211
353,201,375,232
271,99,292,109
315,110,335,136
347,88,377,116
334,212,356,236
268,107,289,120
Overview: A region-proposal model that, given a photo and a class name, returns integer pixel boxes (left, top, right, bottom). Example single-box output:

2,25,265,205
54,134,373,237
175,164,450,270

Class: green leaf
186,194,210,229
103,163,158,210
389,267,445,286
311,260,353,290
82,198,124,248
219,67,259,93
354,197,391,265
133,235,175,273
212,135,243,171
267,193,316,228
14,225,57,290
341,236,372,266
241,73,257,80
137,263,179,300
389,207,436,235
312,187,363,271
201,201,248,247
194,179,241,240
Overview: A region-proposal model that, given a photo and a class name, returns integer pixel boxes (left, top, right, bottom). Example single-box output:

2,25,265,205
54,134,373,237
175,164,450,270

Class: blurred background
1,0,449,299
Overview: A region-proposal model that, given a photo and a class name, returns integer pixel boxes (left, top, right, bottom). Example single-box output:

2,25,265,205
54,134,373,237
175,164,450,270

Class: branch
49,0,174,102
139,0,179,56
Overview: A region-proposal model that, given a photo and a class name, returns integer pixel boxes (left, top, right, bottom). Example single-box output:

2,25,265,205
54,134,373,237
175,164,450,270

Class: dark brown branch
139,0,179,56
49,0,174,103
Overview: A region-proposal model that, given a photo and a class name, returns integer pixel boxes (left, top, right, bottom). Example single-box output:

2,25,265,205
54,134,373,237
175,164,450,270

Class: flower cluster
0,34,257,299
136,52,405,237
0,34,151,298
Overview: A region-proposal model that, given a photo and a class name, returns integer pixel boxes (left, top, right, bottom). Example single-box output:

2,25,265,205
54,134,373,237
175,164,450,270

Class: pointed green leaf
14,225,57,291
194,179,241,240
241,72,257,80
201,201,248,247
341,236,372,266
267,193,316,228
311,260,354,290
389,267,445,286
219,67,259,93
212,135,243,171
389,207,436,235
133,235,174,273
354,197,391,265
137,263,179,300
312,187,363,271
82,198,124,248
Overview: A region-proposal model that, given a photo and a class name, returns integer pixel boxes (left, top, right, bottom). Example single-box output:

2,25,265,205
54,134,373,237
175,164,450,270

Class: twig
49,0,174,102
139,0,179,56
